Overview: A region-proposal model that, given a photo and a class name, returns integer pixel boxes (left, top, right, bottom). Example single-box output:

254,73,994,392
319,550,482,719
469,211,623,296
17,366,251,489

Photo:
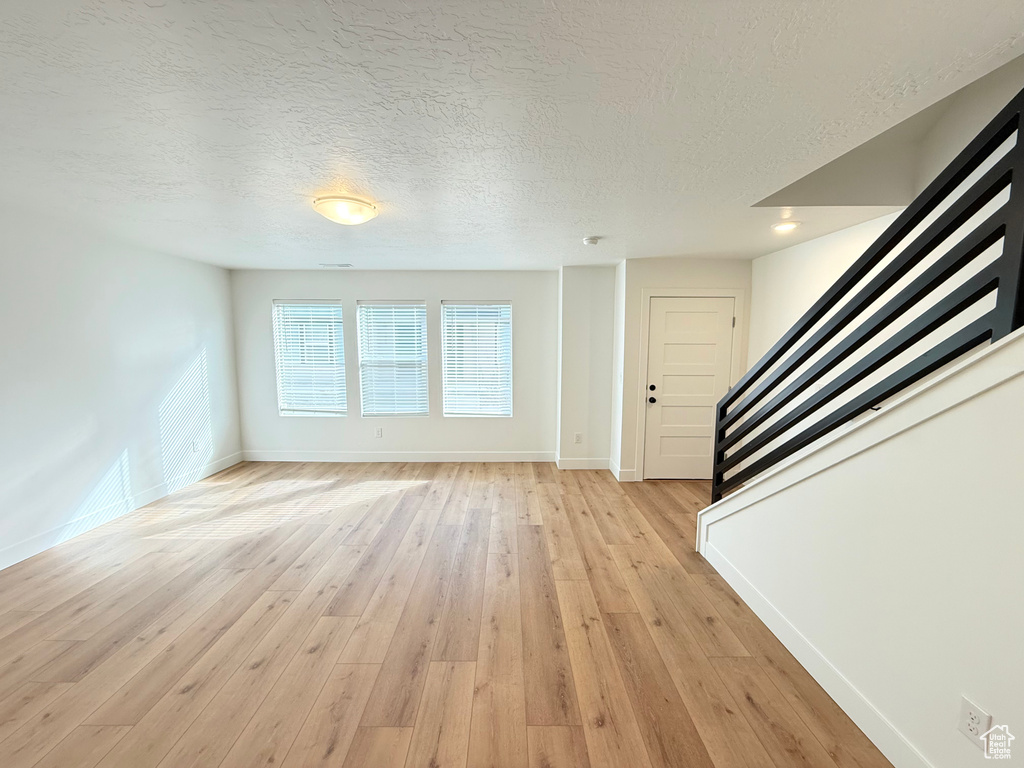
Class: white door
643,296,735,479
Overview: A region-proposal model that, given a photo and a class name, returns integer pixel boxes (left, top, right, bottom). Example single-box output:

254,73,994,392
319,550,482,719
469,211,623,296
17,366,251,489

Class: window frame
271,299,348,418
356,300,430,417
440,300,514,418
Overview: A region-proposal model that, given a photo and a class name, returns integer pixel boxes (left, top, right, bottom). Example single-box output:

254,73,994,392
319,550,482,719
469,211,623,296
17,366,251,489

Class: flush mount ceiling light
582,236,601,245
312,196,378,225
771,221,800,233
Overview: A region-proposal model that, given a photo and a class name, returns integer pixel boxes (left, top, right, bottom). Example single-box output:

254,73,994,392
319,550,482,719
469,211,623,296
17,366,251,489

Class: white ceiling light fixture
313,195,378,225
771,221,800,233
583,236,601,245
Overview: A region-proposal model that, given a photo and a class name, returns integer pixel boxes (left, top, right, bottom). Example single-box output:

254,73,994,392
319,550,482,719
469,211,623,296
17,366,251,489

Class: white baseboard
703,542,933,768
608,460,639,481
139,452,243,506
241,450,556,463
0,452,243,572
555,458,610,470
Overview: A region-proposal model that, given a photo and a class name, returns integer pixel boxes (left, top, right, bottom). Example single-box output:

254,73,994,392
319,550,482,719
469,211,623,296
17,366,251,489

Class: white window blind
442,302,513,417
357,302,429,416
272,301,347,416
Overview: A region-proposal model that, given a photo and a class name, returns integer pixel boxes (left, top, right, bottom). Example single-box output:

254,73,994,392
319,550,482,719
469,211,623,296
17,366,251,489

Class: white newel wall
698,328,1024,768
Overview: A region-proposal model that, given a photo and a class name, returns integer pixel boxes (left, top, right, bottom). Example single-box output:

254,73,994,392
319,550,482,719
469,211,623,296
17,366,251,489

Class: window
272,301,347,416
357,302,429,416
442,302,513,416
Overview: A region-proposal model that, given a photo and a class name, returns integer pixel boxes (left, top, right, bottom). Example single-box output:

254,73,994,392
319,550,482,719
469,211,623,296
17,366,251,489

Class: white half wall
231,269,558,461
556,265,615,469
614,256,751,480
0,208,242,570
698,329,1024,768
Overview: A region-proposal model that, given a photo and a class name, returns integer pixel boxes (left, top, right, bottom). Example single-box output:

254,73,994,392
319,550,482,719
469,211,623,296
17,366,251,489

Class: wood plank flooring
0,462,892,768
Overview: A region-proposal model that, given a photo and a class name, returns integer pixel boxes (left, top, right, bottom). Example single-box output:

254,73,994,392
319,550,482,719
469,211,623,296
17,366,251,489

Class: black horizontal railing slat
719,156,1014,432
718,217,1008,453
711,84,1024,502
717,265,1000,476
719,315,996,494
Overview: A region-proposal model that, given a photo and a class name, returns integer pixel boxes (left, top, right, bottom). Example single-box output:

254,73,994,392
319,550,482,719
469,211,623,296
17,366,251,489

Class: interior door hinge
732,316,736,328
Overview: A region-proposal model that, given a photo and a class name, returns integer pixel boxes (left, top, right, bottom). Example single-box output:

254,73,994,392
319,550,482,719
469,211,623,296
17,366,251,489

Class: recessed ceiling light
319,263,353,268
313,196,378,225
771,221,800,233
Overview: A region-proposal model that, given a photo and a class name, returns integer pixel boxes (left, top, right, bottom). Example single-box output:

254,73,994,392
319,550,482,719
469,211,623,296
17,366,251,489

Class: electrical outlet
573,432,583,444
190,439,199,453
958,696,992,747
374,427,383,439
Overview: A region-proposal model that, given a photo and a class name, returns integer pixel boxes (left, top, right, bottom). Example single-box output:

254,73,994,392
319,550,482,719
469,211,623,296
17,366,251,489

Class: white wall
556,266,615,468
232,269,558,461
610,260,627,475
916,55,1024,194
613,256,751,479
0,209,241,570
747,213,900,367
698,329,1024,768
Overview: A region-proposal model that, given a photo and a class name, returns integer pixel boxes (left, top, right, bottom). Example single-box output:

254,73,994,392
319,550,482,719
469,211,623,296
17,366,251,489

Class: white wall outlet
573,432,583,444
958,696,992,748
374,427,383,438
190,439,199,453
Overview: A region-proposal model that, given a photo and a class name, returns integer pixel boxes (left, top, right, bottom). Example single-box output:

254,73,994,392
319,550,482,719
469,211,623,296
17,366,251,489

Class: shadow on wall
53,348,215,546
159,348,213,493
56,449,133,544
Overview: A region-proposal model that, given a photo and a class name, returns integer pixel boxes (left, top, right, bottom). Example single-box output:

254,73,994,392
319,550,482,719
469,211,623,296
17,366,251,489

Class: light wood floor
0,462,891,768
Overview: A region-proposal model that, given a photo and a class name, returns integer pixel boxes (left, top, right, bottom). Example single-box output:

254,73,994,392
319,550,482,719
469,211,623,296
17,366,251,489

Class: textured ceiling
1,0,1022,269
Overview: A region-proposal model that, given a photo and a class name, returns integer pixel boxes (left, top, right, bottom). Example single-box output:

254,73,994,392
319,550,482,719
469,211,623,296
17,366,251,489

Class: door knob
649,384,656,391
648,396,657,404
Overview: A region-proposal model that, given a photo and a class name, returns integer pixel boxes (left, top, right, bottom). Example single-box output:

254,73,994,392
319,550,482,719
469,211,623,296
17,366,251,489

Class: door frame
636,288,746,480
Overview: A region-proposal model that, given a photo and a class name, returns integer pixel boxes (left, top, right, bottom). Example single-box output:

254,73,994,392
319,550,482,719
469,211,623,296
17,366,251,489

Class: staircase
712,85,1024,502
